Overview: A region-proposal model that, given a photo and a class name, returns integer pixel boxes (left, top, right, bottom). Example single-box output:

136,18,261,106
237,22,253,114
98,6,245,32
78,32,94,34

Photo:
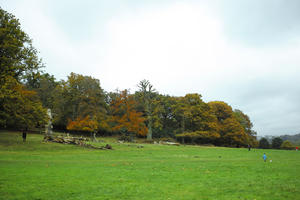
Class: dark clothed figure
22,131,27,142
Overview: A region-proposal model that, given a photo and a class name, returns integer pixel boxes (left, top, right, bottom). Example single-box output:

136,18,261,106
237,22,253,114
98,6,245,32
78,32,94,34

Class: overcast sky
2,0,300,136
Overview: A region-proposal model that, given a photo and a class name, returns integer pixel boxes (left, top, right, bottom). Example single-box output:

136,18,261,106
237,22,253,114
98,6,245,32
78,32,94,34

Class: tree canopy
0,7,43,83
271,137,283,149
0,7,47,130
259,138,270,149
0,7,259,147
110,90,147,137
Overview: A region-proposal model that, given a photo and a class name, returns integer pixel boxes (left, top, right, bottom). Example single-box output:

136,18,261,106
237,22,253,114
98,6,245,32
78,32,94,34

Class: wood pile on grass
43,135,112,150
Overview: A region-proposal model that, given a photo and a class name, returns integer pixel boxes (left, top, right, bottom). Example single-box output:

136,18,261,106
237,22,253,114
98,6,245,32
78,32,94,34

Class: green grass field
0,131,299,200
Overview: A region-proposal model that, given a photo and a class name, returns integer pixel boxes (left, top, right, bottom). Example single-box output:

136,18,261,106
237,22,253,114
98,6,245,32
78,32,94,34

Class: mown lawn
0,131,299,200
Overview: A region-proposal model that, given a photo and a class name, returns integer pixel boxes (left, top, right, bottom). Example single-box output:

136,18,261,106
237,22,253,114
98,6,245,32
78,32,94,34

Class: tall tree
52,73,108,132
233,109,255,136
155,95,179,138
181,94,217,132
208,101,249,147
0,8,47,130
174,94,220,144
259,137,270,149
0,7,43,83
271,137,283,149
110,90,147,137
137,80,157,140
25,72,58,109
233,109,258,146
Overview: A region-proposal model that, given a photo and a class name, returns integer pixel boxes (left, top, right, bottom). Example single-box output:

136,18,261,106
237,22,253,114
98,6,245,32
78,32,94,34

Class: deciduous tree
271,137,283,149
208,101,249,146
0,76,47,129
259,137,270,149
67,115,98,140
52,73,109,132
0,7,43,83
0,8,47,130
110,90,147,137
25,72,58,109
137,80,157,140
280,140,294,150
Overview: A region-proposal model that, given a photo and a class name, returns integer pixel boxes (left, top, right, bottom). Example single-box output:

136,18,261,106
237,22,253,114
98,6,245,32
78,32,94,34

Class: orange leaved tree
66,115,98,141
110,90,147,139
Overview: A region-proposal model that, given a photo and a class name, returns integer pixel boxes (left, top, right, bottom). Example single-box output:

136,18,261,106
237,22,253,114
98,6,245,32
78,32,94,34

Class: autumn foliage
0,76,47,129
67,115,98,133
110,90,147,136
1,7,259,148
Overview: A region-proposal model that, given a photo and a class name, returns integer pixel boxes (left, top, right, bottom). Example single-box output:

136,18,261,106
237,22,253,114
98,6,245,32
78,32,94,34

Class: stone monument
45,109,53,136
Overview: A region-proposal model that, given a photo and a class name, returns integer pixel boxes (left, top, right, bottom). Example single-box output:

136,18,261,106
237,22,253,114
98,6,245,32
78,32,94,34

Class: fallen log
43,135,112,150
159,141,180,146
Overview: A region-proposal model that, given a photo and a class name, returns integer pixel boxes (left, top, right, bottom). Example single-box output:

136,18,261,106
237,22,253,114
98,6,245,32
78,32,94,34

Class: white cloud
100,3,227,93
99,2,300,135
3,0,106,80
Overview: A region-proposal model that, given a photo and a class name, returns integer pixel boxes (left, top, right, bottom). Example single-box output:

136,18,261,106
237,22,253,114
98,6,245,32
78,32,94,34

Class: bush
142,139,154,144
280,140,294,150
118,134,135,142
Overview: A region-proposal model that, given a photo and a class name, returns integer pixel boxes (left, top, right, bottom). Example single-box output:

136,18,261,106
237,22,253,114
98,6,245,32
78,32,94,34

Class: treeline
0,7,258,147
258,137,296,150
280,134,300,145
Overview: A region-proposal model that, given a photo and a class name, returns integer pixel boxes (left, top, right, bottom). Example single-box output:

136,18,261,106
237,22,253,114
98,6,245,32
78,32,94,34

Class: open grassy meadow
0,131,299,200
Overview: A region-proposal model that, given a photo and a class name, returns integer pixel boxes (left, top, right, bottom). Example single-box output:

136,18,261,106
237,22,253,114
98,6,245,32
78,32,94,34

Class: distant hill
280,133,300,145
257,133,300,145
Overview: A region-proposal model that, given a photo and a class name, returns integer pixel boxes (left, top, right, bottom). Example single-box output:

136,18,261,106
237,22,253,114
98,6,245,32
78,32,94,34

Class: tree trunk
146,97,153,140
181,116,185,133
91,132,97,142
147,117,152,140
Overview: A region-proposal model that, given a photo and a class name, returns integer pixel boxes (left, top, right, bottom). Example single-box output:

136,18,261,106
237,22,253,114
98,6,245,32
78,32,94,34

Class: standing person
296,147,298,151
263,153,267,162
248,144,251,151
22,130,27,142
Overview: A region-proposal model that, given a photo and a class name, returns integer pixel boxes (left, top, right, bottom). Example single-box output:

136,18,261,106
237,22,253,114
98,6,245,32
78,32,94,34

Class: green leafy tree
154,95,179,138
0,7,43,83
174,94,220,145
271,137,283,149
181,94,218,132
0,8,47,130
25,72,58,109
259,137,270,149
52,73,108,132
233,109,258,147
